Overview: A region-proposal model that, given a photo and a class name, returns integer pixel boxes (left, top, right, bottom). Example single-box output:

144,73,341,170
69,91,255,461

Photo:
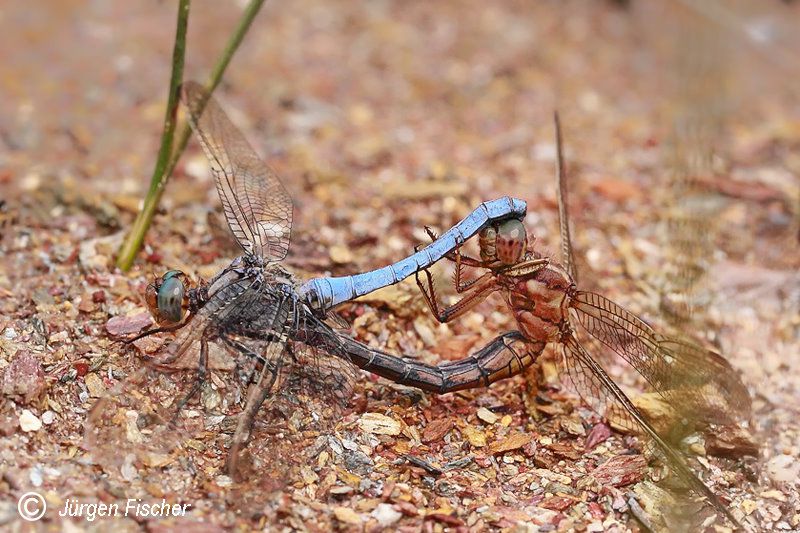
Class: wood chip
705,425,759,458
422,418,454,443
539,495,574,512
490,433,531,454
590,455,646,487
462,426,487,447
333,506,362,524
105,312,153,337
585,423,612,450
358,412,402,436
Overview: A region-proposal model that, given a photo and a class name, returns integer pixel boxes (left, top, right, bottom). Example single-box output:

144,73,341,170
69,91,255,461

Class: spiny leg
498,257,549,277
227,342,284,478
421,226,491,269
124,315,192,345
451,246,489,293
219,334,279,380
415,268,498,323
170,337,209,423
418,226,497,294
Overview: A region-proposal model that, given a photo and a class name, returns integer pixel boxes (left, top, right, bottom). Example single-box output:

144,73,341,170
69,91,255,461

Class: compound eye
156,272,186,324
495,219,527,264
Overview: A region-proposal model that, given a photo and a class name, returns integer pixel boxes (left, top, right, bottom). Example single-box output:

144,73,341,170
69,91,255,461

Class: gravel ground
1,1,798,531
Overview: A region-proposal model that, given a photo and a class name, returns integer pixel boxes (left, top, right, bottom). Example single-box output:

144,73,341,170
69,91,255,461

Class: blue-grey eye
157,274,185,323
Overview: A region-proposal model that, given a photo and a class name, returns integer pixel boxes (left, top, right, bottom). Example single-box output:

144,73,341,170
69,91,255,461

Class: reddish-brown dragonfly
407,114,752,528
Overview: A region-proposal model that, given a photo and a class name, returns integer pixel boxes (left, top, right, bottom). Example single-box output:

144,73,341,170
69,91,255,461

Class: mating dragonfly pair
86,82,751,528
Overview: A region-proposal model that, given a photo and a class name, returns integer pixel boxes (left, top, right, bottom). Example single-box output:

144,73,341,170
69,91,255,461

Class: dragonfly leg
498,257,549,277
451,247,489,293
170,337,209,420
421,226,486,267
124,317,190,344
411,239,481,298
420,227,498,294
219,335,276,372
415,267,497,323
227,345,284,478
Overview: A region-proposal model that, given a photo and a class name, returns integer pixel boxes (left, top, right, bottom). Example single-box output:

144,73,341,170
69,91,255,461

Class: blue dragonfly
85,81,528,482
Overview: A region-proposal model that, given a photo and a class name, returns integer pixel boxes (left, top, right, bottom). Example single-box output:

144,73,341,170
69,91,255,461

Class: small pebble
477,407,499,424
48,330,69,344
19,409,42,432
215,475,233,487
333,506,362,524
329,245,353,264
84,373,105,398
767,454,799,483
29,466,43,487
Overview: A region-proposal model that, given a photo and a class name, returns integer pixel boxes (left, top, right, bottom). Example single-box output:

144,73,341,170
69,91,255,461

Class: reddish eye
495,219,527,264
145,282,159,319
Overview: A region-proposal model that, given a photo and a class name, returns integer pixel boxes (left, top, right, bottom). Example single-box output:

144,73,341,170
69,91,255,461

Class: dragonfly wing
558,338,640,436
560,333,741,528
657,336,752,418
182,81,293,261
554,112,578,283
84,317,239,491
571,291,750,425
289,310,359,410
230,320,358,483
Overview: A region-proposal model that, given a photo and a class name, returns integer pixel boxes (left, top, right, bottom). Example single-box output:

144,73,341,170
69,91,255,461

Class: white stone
19,410,42,432
371,503,402,527
767,454,800,483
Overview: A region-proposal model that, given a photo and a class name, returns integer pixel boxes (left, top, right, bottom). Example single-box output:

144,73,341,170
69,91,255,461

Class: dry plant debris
1,1,798,531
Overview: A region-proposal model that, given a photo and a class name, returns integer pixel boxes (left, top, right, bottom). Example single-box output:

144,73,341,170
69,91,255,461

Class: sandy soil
1,1,798,531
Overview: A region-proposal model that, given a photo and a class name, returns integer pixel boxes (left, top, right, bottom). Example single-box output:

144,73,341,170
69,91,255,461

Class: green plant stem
162,0,267,184
116,0,191,271
116,0,267,270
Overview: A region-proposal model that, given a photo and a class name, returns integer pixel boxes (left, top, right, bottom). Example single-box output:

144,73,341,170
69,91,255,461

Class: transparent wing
554,111,577,283
571,291,751,425
219,332,356,484
84,324,257,500
85,316,356,514
558,338,640,435
560,333,740,527
182,81,293,261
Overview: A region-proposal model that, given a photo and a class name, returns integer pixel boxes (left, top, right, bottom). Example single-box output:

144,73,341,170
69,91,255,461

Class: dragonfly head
479,218,528,265
146,270,190,325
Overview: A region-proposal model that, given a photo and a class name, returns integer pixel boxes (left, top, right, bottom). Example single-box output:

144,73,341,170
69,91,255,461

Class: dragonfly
84,81,528,490
405,114,753,528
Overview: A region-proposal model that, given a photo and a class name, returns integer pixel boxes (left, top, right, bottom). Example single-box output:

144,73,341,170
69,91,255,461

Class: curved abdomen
316,329,544,394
